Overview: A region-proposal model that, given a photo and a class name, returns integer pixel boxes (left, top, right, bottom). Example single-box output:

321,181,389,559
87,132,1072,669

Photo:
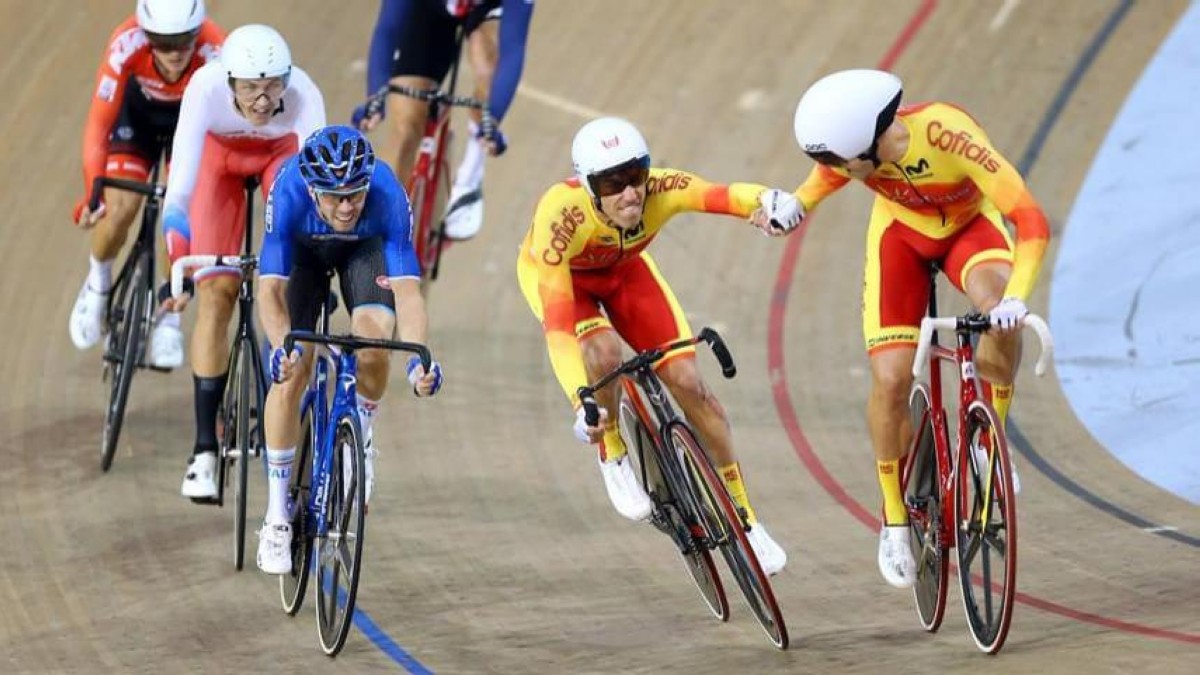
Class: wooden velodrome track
2,0,1196,672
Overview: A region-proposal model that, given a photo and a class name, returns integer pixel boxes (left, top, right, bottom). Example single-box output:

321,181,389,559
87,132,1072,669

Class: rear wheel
100,252,149,472
280,404,315,615
904,384,949,632
955,400,1018,654
316,414,367,657
618,386,728,622
673,424,788,649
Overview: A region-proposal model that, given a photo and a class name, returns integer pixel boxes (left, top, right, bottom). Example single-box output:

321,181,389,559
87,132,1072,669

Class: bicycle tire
280,405,315,615
955,400,1017,654
618,388,728,622
233,339,252,571
100,251,149,472
672,424,788,649
904,383,949,632
316,413,367,657
409,173,435,282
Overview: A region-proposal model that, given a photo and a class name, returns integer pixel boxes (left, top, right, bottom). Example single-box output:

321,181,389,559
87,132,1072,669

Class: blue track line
1009,0,1199,548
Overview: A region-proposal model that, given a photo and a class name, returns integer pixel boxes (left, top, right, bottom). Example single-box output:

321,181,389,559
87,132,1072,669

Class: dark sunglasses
588,156,650,197
145,29,199,52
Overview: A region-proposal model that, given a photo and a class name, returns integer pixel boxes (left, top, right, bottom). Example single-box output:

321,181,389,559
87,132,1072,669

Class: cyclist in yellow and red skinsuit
517,117,804,576
789,70,1050,589
67,0,224,366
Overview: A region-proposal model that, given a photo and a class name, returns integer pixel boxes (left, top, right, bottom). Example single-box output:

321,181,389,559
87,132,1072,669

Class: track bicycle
169,178,269,571
903,270,1053,654
578,328,789,649
276,302,432,657
90,170,169,472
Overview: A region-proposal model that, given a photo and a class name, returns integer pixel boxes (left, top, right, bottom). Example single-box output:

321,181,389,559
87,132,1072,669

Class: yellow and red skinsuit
517,169,765,406
76,16,224,218
793,101,1050,353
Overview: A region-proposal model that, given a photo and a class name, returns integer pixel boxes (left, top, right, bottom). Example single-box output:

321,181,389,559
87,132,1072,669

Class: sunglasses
314,183,369,202
588,156,650,197
145,29,199,53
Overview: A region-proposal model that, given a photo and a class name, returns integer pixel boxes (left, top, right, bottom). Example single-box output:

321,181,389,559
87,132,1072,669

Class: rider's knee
659,357,705,399
872,363,913,402
581,332,622,377
196,275,239,313
356,347,391,375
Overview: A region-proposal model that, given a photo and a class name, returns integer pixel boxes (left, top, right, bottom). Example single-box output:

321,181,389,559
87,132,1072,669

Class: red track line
766,0,1200,645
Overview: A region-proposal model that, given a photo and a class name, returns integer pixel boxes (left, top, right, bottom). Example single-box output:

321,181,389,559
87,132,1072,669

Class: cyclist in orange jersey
68,0,224,368
517,117,804,576
789,69,1050,588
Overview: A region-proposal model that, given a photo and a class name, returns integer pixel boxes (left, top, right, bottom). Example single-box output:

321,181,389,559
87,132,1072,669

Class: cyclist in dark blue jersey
353,0,535,240
254,125,444,575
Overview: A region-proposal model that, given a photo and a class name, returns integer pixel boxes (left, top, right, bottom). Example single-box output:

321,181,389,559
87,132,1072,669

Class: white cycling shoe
746,523,787,576
973,443,1021,495
148,320,184,370
180,451,218,499
443,185,484,240
345,427,377,507
257,521,293,575
69,280,108,350
878,524,916,588
598,455,652,521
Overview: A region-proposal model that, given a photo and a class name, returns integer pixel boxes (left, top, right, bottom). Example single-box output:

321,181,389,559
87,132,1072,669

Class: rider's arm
487,0,535,123
380,169,427,344
656,169,766,219
288,67,329,144
78,20,135,217
792,163,852,214
162,66,215,263
258,184,295,350
945,106,1050,300
528,186,591,407
366,0,409,96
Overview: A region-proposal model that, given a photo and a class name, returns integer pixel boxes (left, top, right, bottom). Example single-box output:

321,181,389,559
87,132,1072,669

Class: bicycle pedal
146,365,173,373
190,496,221,506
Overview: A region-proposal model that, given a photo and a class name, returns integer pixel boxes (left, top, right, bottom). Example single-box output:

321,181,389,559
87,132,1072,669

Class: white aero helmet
137,0,205,36
571,117,651,197
222,24,292,81
793,69,903,164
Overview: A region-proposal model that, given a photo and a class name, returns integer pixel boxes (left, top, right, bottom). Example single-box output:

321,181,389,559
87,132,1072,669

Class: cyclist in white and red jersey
68,0,224,368
162,23,326,502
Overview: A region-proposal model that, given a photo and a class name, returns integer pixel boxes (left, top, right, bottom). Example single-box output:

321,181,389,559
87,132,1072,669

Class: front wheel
316,413,367,657
955,400,1018,654
903,383,949,632
672,424,788,649
619,385,728,622
100,252,149,472
232,338,253,571
280,404,315,615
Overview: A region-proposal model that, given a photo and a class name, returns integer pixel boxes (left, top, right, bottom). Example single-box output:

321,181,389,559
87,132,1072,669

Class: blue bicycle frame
298,344,363,539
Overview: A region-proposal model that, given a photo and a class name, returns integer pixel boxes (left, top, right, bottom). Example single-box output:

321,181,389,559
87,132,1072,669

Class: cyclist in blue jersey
352,0,535,241
254,125,444,574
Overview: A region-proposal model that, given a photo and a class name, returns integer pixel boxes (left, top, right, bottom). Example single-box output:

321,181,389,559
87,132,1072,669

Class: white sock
266,446,295,523
87,255,113,293
356,393,379,441
156,311,181,330
454,121,486,192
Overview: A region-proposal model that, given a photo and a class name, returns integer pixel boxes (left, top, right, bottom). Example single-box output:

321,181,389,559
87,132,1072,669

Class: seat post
244,176,260,256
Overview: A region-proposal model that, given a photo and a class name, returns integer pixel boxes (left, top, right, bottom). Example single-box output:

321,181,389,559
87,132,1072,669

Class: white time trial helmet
222,24,292,81
571,117,651,198
136,0,205,36
793,69,903,166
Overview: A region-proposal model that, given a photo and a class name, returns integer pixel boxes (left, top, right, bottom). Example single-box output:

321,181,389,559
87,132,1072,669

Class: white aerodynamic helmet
793,69,903,164
136,0,205,36
222,24,292,81
571,117,651,197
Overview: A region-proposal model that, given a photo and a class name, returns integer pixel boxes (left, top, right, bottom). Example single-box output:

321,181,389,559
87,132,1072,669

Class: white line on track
1143,525,1179,534
517,83,607,120
989,0,1021,33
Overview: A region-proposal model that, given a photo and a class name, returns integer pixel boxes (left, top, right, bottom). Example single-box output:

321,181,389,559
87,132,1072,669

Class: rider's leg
579,327,626,461
460,20,498,185
867,347,917,526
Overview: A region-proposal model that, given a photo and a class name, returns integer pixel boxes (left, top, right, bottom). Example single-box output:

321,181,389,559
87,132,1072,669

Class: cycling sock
877,459,907,526
156,311,181,330
87,255,113,293
265,446,295,523
194,373,228,453
991,383,1013,428
718,462,758,525
598,424,627,463
455,121,485,191
356,393,379,440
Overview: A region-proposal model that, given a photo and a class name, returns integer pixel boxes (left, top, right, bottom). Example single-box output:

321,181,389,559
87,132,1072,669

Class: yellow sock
877,459,907,526
718,462,758,524
991,384,1014,428
599,425,627,462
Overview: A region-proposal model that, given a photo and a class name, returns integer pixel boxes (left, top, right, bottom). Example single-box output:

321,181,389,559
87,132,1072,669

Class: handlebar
170,254,258,298
576,327,736,427
89,176,165,212
284,330,431,373
386,84,496,140
912,312,1054,378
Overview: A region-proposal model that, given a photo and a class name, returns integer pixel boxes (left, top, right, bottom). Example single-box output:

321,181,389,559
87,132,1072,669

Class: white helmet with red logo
222,24,292,81
136,0,205,36
571,117,650,197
